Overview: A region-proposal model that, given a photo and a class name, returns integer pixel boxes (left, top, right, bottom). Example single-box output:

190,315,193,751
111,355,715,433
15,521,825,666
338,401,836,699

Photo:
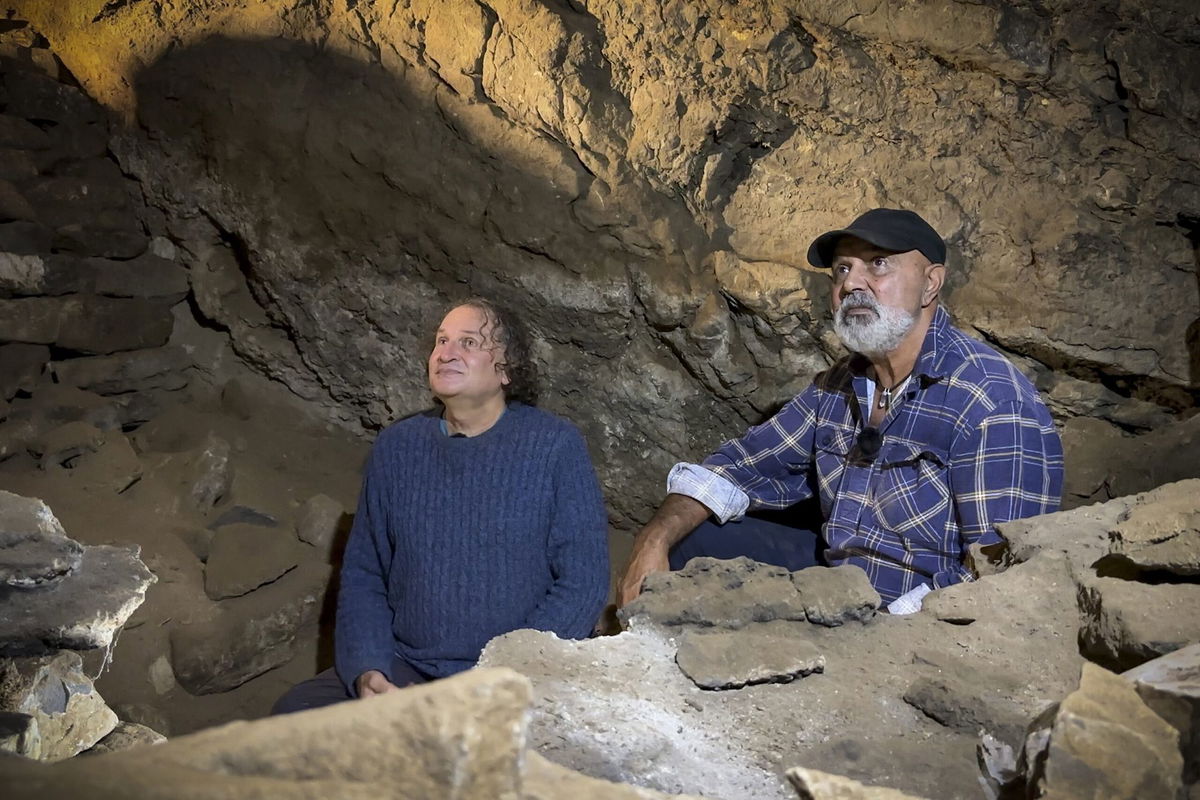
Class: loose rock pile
0,491,154,759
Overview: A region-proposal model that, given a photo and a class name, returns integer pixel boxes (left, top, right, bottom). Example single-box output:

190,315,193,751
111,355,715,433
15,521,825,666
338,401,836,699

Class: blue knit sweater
334,403,609,690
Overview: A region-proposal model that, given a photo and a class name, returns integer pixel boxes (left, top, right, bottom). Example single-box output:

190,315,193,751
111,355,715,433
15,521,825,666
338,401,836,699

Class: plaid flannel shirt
683,306,1064,604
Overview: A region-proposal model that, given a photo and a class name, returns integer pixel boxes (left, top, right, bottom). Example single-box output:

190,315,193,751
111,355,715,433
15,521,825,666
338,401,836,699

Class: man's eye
462,338,477,349
835,264,850,274
872,257,889,269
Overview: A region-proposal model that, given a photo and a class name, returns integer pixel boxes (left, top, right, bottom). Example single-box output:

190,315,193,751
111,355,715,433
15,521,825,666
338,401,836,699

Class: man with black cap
618,208,1063,613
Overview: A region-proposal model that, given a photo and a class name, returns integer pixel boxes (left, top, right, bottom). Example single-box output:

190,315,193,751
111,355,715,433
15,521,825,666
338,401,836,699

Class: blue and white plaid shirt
669,306,1064,604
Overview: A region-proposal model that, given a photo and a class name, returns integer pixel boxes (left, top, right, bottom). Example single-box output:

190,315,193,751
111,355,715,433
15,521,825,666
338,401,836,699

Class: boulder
0,542,156,655
85,722,166,755
0,177,36,222
203,523,302,600
0,114,49,149
65,432,143,494
620,556,807,630
0,650,118,760
790,565,879,626
2,669,532,799
51,346,192,395
788,767,930,800
2,70,99,125
90,251,189,301
0,342,48,399
50,223,148,259
295,492,345,558
0,296,63,344
55,295,175,354
0,147,37,181
0,250,46,295
1026,663,1183,800
0,490,82,588
674,622,824,690
169,561,330,694
1078,577,1200,671
1105,480,1200,576
1123,642,1200,784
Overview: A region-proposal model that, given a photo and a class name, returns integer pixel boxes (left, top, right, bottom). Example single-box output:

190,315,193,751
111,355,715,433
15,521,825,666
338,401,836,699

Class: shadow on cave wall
122,33,773,529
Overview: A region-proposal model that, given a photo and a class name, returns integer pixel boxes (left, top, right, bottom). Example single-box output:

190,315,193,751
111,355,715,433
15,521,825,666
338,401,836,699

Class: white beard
834,294,917,356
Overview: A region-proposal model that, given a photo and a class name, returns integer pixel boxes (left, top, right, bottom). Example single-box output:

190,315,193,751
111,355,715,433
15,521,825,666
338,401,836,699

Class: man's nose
434,342,460,361
840,262,869,294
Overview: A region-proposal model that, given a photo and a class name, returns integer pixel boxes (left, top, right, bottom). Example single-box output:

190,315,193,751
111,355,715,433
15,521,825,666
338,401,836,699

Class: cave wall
11,0,1200,526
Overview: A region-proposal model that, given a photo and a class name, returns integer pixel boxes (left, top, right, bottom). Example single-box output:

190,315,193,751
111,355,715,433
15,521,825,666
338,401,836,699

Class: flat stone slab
620,556,807,629
675,622,824,690
1079,577,1200,671
790,564,879,626
0,490,82,588
1124,642,1200,783
788,767,931,800
0,543,155,655
204,523,301,600
1107,480,1200,576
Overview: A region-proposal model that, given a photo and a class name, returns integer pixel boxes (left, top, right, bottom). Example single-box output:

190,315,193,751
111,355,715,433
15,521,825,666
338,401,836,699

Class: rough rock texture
1078,577,1200,671
13,0,1199,530
1,668,535,799
1105,479,1200,575
169,561,330,695
0,489,81,587
84,722,167,754
1123,642,1200,785
788,767,930,800
790,564,879,626
294,492,345,559
1027,663,1183,800
0,650,118,760
675,622,825,690
0,541,156,655
619,556,808,629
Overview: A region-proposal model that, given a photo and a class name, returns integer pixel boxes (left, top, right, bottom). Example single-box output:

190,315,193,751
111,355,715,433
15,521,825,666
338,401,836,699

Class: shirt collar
913,305,952,385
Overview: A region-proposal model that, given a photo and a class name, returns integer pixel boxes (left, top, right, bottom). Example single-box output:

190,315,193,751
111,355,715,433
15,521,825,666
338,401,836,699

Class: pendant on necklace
877,388,891,410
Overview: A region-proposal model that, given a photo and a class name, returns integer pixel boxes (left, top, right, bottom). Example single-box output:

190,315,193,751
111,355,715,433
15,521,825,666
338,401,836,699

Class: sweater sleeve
520,425,610,639
334,438,397,694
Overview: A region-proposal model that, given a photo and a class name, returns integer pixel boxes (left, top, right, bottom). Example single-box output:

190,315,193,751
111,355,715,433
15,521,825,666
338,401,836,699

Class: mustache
840,293,878,310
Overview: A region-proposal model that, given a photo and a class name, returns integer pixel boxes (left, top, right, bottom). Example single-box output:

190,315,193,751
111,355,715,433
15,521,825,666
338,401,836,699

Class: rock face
675,622,825,690
0,650,118,760
0,668,702,800
12,0,1198,529
0,489,82,587
1123,642,1200,785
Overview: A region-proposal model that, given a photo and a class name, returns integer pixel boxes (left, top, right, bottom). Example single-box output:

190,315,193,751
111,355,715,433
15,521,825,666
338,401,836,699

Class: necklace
876,374,912,410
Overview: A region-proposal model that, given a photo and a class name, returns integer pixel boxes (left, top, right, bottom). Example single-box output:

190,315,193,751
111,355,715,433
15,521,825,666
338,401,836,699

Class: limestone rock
1078,577,1200,670
620,556,807,630
1061,419,1200,510
203,523,301,600
89,251,190,301
0,296,63,344
675,622,824,690
65,432,143,494
0,490,81,588
207,505,278,529
0,220,51,254
52,346,192,395
2,69,98,126
0,650,118,760
85,722,166,755
0,251,44,295
1027,663,1183,800
295,492,345,558
55,296,175,355
1106,480,1200,576
0,113,49,149
790,565,879,626
0,177,36,222
523,751,710,800
1,667,531,799
0,543,155,655
1123,642,1200,784
170,561,330,694
0,342,48,399
788,767,931,800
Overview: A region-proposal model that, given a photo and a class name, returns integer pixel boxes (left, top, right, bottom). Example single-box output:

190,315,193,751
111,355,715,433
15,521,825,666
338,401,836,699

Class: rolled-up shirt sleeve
667,462,750,523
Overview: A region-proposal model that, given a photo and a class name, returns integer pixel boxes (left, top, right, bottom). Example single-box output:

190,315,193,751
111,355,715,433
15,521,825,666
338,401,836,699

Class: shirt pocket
811,426,856,516
871,441,953,552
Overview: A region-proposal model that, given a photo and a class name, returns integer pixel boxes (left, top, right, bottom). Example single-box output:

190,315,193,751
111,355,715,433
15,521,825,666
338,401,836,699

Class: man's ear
923,263,945,307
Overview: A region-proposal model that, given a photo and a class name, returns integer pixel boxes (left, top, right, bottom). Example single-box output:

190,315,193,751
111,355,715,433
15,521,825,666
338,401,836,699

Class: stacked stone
0,490,156,759
0,22,194,470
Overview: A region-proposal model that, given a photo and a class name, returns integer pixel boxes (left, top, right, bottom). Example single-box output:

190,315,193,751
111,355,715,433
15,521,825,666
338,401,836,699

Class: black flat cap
807,208,946,268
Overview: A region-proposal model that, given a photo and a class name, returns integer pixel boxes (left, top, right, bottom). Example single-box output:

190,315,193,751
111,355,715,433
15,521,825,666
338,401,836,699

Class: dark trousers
270,654,431,715
668,509,825,572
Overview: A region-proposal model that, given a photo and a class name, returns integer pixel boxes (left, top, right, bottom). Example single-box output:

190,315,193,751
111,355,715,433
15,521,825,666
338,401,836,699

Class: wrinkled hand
617,538,669,608
355,669,398,698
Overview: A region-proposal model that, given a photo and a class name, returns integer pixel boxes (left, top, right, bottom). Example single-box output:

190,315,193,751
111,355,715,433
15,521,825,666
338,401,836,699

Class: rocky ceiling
11,0,1200,526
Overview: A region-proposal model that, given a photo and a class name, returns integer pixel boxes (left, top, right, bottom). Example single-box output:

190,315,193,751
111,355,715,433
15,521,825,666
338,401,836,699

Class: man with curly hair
273,298,609,712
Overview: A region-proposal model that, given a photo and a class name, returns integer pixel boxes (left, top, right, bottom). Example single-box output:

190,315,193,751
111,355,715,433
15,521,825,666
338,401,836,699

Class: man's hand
355,669,398,698
616,494,711,607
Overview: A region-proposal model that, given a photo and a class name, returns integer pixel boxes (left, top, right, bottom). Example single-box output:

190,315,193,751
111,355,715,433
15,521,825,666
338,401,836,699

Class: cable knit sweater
334,403,609,691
